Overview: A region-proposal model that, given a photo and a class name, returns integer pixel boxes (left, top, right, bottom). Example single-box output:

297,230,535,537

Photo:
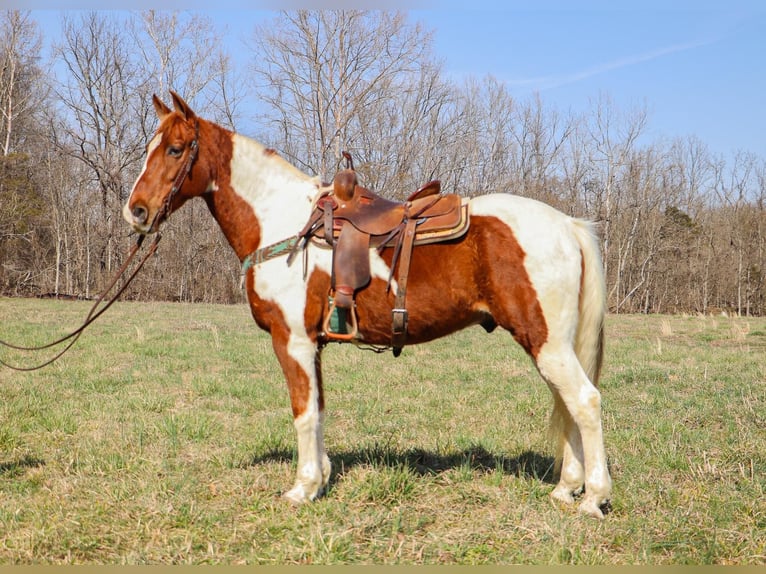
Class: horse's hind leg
548,393,585,503
536,345,611,518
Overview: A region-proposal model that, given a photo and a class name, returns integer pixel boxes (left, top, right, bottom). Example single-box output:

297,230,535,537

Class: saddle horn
334,151,358,202
342,150,354,171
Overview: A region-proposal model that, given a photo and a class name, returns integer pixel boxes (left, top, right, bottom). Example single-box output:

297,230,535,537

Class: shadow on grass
245,444,555,484
0,454,45,477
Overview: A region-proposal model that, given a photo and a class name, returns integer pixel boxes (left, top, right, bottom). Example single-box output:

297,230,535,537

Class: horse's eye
167,145,183,158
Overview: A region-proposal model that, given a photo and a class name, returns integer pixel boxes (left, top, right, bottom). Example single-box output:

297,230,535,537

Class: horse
123,92,612,518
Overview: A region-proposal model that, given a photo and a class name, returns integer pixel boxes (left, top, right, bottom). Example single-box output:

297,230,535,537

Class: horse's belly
354,237,487,345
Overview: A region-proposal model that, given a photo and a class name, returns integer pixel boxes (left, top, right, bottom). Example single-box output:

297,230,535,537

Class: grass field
0,297,763,564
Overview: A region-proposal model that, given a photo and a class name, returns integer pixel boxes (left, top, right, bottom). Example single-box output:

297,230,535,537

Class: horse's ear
169,90,196,121
153,94,171,120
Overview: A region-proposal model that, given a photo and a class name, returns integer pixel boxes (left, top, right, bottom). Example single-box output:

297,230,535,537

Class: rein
0,120,200,371
0,234,161,371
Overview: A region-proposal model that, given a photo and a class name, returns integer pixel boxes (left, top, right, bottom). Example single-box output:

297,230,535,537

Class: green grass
0,298,764,564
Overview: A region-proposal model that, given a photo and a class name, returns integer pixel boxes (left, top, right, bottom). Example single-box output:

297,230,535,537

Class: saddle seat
293,162,470,354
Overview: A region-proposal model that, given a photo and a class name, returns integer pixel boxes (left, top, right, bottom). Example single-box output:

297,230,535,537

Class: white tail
572,218,606,385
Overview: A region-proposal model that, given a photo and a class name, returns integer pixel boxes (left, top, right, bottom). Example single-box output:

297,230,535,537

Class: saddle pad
409,200,470,246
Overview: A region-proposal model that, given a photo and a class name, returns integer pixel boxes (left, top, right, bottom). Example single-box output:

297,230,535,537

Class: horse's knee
538,351,601,422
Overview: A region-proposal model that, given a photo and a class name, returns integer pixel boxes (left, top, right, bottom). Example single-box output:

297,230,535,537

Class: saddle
291,154,469,355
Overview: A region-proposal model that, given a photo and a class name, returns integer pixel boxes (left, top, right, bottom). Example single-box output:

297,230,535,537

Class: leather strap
391,217,418,356
332,222,371,309
323,203,335,246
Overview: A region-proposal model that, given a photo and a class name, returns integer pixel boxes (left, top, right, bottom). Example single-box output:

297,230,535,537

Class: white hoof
550,484,576,505
578,497,607,519
283,484,311,505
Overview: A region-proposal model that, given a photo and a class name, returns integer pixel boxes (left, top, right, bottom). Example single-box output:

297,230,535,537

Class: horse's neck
207,132,318,260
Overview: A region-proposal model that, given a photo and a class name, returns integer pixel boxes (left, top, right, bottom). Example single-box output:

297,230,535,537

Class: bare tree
352,58,453,195
509,93,574,202
131,11,232,117
0,11,44,157
666,136,716,312
0,11,50,295
248,10,441,186
612,146,674,312
441,75,517,196
586,94,648,309
51,12,148,297
559,113,594,216
128,10,244,302
712,150,762,315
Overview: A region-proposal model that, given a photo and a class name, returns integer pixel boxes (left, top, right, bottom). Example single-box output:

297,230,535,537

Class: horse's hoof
283,485,310,505
578,498,607,519
550,485,576,505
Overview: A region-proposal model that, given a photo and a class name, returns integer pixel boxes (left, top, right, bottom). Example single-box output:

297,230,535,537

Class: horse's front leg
270,326,331,504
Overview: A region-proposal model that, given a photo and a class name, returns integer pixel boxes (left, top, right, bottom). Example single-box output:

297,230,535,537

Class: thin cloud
508,38,717,91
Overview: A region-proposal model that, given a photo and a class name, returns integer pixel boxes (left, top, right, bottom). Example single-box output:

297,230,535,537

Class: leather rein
0,122,199,371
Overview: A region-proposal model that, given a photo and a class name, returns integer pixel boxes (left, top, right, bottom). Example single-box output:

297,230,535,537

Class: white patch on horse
228,135,332,502
229,135,316,246
370,249,396,291
123,132,163,223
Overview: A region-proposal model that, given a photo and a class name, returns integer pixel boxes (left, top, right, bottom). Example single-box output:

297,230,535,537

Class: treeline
0,10,764,315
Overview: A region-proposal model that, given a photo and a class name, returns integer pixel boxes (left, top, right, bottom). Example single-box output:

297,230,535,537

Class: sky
414,4,766,159
24,2,766,160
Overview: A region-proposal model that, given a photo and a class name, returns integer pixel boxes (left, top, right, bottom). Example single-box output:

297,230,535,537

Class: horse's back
468,193,594,275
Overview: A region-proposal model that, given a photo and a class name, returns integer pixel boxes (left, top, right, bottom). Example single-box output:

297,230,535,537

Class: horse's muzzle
122,202,155,235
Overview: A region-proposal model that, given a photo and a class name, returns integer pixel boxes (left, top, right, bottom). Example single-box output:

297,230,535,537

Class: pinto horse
123,92,612,518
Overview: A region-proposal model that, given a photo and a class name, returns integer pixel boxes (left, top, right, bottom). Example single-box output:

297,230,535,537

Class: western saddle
290,153,469,355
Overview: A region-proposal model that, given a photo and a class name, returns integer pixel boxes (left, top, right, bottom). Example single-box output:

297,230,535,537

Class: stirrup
322,297,359,342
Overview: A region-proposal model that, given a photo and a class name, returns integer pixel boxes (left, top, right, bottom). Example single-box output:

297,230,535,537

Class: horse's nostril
132,205,148,224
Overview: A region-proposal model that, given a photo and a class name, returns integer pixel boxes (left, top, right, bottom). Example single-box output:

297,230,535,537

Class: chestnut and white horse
123,92,612,518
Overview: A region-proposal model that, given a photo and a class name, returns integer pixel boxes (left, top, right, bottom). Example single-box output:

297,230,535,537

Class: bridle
0,120,200,371
148,119,200,233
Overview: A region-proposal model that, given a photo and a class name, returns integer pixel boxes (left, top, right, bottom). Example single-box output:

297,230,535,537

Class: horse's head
123,92,206,234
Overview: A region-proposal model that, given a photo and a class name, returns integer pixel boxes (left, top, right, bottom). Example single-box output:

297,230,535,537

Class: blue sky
414,5,765,158
27,3,766,159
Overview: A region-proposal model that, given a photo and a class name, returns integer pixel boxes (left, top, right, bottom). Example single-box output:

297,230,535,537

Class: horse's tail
571,218,606,386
